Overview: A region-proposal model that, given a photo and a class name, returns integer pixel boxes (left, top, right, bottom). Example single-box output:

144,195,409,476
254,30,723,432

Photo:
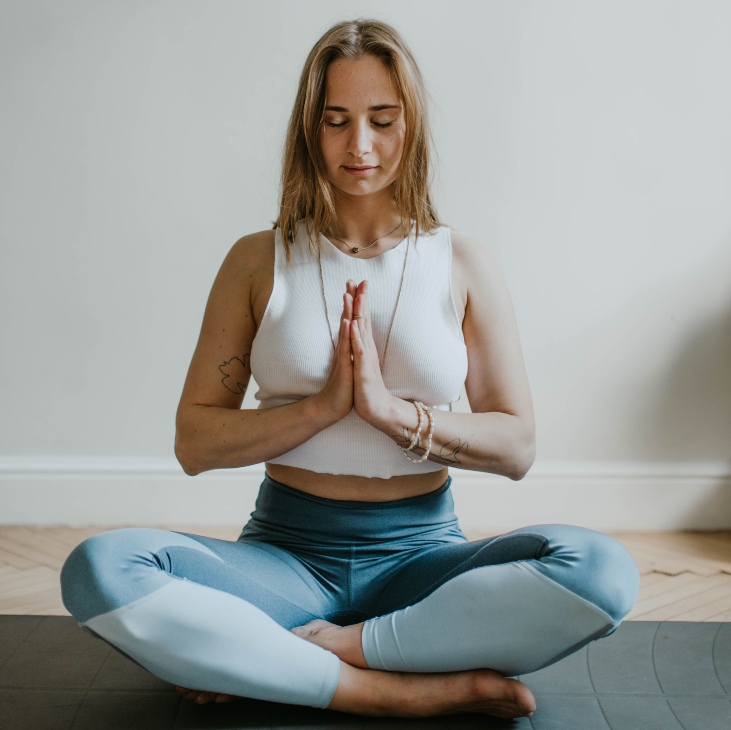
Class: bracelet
400,401,435,464
400,400,425,454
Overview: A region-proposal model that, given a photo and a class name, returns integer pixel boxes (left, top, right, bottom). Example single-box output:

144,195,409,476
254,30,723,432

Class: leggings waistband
238,474,461,546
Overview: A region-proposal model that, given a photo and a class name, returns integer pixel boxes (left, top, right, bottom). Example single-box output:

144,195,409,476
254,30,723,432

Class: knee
60,530,114,621
532,525,640,624
569,529,640,623
60,528,147,623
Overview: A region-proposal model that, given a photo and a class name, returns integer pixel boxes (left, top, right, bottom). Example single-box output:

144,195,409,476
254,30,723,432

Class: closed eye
323,120,395,128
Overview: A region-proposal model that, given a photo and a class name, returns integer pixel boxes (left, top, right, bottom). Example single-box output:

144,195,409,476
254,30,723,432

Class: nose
347,118,373,158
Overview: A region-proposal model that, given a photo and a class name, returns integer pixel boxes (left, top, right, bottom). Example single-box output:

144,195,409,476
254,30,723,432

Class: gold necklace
317,232,410,371
326,221,403,255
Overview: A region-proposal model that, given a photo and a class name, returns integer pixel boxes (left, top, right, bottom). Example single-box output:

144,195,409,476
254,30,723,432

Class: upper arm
452,231,534,427
176,231,272,416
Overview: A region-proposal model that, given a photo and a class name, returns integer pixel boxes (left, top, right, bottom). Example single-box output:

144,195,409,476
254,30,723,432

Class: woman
60,19,639,720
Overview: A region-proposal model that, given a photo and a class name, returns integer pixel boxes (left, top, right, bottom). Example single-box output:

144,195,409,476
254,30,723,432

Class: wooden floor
1,526,731,620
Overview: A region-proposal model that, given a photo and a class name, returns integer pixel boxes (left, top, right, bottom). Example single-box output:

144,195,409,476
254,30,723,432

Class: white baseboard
1,456,731,531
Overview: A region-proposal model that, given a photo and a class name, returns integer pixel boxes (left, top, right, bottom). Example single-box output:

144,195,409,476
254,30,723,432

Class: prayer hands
348,279,394,425
317,284,356,421
317,279,394,427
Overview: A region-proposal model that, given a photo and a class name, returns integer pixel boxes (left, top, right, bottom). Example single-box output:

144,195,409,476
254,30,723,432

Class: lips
342,165,377,176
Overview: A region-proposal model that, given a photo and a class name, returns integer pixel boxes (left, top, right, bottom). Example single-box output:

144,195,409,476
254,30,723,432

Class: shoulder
221,230,276,326
226,229,275,272
206,229,275,311
449,228,499,273
447,228,506,302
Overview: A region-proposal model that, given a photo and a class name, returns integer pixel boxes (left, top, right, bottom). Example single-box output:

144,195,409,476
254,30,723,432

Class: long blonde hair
274,19,440,263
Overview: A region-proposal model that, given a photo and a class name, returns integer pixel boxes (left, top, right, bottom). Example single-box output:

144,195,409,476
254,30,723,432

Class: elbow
174,435,203,477
506,425,536,481
507,447,535,481
175,407,209,476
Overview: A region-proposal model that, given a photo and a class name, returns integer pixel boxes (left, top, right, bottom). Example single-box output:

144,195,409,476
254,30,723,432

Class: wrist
374,396,418,441
306,392,349,429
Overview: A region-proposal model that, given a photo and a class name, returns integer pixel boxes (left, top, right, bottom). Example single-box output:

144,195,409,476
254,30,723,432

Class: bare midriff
264,462,449,502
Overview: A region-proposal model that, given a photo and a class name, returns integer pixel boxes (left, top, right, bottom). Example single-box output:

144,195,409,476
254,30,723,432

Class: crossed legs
60,524,639,719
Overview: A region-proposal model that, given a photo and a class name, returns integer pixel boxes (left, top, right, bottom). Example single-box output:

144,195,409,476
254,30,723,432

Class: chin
336,177,396,197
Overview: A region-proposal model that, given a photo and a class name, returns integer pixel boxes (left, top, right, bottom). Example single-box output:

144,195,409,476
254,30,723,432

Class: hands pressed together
319,278,395,428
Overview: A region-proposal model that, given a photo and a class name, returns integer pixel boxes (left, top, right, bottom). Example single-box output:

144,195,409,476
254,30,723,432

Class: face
319,55,406,199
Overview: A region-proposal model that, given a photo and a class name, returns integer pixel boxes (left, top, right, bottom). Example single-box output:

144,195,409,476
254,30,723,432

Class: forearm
374,397,535,480
175,395,338,476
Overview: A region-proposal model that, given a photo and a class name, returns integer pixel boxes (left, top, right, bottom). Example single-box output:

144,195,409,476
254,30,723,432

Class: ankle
342,623,367,668
328,663,376,715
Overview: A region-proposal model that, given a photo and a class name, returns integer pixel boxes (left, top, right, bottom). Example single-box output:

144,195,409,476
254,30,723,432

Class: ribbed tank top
249,220,469,479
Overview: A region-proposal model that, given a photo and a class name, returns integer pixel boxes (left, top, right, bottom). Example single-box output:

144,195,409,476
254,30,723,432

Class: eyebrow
324,104,401,112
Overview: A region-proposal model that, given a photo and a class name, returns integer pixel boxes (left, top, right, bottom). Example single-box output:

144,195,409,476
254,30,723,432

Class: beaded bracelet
400,401,435,464
400,400,425,454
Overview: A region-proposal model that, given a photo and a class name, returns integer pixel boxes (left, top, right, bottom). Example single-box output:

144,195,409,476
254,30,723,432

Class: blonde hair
274,19,440,263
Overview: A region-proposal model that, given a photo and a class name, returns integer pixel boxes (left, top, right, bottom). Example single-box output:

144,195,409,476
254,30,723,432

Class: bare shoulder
226,229,275,273
224,230,274,322
450,229,501,280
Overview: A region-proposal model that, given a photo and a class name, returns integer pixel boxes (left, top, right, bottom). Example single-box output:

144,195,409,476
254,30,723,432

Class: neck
329,188,404,247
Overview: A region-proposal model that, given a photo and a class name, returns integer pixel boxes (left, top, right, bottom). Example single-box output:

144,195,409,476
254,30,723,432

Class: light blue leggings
60,474,639,709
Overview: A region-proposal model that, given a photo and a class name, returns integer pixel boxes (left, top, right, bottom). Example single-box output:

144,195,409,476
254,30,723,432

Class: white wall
2,0,730,529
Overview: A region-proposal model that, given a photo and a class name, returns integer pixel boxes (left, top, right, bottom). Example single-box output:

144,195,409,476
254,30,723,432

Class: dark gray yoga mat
1,617,730,729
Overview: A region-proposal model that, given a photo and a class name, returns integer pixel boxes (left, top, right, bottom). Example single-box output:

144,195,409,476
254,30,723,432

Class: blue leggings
60,474,639,709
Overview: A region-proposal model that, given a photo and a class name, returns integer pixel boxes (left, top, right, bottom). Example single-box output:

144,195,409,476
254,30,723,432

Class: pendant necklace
317,228,410,372
326,221,403,255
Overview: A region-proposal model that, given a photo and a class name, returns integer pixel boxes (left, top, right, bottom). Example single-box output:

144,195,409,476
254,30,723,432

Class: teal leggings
60,474,639,708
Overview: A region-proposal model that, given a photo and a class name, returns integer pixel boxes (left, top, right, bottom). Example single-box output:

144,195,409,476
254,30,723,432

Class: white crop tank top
249,220,469,479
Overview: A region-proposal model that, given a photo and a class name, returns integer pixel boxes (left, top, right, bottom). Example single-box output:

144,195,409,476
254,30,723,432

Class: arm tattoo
397,428,410,448
433,439,466,465
396,429,467,466
219,355,251,394
399,436,467,466
397,427,420,450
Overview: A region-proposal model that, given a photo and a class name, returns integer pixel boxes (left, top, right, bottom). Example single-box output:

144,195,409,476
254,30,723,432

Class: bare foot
291,619,368,668
175,685,235,705
292,620,535,719
330,662,536,719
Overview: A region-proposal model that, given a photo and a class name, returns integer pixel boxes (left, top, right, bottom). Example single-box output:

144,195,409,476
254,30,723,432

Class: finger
352,291,362,319
356,279,368,308
352,295,365,339
215,693,234,703
361,289,372,334
195,692,214,704
353,292,372,343
351,319,365,359
342,292,353,321
339,318,352,357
